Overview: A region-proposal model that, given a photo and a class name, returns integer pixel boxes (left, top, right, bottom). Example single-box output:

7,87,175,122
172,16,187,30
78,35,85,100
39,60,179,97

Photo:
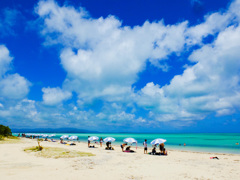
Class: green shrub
0,125,12,137
0,135,4,140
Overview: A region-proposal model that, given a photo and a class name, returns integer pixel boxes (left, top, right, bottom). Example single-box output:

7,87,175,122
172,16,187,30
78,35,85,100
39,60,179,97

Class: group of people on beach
143,139,167,155
88,137,167,155
119,139,167,155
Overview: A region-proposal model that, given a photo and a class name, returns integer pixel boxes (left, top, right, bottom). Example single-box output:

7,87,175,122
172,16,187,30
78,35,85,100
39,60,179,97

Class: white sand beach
1,138,240,180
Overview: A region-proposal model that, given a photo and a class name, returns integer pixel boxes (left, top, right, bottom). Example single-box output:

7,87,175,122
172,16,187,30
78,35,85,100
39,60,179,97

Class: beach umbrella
123,138,137,144
103,137,116,142
88,136,99,141
69,136,78,140
42,134,48,138
60,135,69,139
49,134,56,137
123,138,138,149
151,138,166,145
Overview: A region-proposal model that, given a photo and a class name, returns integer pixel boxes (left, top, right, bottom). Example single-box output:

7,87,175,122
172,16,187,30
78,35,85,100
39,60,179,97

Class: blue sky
1,0,240,132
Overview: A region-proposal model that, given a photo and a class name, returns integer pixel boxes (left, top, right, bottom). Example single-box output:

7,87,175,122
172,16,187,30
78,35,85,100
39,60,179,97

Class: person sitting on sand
124,146,135,152
162,148,167,155
121,143,127,152
105,142,114,150
152,147,156,155
106,141,110,148
60,139,67,144
159,143,164,153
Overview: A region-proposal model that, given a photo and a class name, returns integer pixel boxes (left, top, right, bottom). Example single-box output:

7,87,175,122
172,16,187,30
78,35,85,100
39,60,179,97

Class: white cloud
0,45,13,77
34,0,240,124
137,20,240,121
0,99,39,122
0,74,31,99
36,0,190,102
0,45,31,100
42,87,72,105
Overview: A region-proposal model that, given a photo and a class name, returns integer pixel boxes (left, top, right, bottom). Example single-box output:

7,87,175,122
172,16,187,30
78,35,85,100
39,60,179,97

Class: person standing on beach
88,136,90,147
100,137,103,147
143,139,147,154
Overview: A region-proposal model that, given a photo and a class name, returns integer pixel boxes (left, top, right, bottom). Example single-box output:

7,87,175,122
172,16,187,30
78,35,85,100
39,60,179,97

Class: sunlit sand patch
24,146,95,159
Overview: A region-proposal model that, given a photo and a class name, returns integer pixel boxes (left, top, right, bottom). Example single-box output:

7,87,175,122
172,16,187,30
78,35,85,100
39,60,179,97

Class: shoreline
13,132,240,155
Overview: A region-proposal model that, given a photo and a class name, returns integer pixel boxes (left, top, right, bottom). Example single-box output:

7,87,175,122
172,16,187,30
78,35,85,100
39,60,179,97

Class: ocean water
13,133,240,154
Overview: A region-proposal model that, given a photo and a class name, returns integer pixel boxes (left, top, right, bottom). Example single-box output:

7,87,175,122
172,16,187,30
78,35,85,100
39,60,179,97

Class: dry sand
1,138,240,180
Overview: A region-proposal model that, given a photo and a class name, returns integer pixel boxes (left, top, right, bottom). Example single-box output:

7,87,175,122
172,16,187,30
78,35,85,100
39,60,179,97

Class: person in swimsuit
143,139,147,154
121,143,127,152
100,137,103,147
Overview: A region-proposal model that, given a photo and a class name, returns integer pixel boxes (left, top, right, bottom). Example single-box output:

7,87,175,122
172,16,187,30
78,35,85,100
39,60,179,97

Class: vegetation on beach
0,125,20,144
24,146,95,158
0,124,12,137
0,135,21,144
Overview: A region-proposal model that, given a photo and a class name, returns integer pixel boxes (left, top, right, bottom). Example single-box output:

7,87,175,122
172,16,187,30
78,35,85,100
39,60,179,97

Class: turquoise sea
13,133,240,154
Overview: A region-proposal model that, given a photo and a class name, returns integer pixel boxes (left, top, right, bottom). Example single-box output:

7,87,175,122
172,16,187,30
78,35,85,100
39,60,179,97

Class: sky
1,0,240,133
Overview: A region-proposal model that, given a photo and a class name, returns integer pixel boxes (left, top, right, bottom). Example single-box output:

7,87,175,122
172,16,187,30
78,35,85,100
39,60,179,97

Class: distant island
11,128,99,133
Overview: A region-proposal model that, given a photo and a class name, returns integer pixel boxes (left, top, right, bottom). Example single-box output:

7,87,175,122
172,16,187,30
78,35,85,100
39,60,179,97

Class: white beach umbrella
49,134,56,137
103,137,116,142
60,135,69,139
123,138,137,144
151,138,166,145
69,136,78,140
42,134,48,138
88,136,99,141
123,138,138,149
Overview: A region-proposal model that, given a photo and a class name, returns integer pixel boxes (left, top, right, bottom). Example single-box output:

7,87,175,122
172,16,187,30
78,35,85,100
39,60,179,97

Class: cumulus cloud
42,87,72,105
0,74,31,99
35,0,190,102
137,19,240,121
34,0,240,124
0,45,31,100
